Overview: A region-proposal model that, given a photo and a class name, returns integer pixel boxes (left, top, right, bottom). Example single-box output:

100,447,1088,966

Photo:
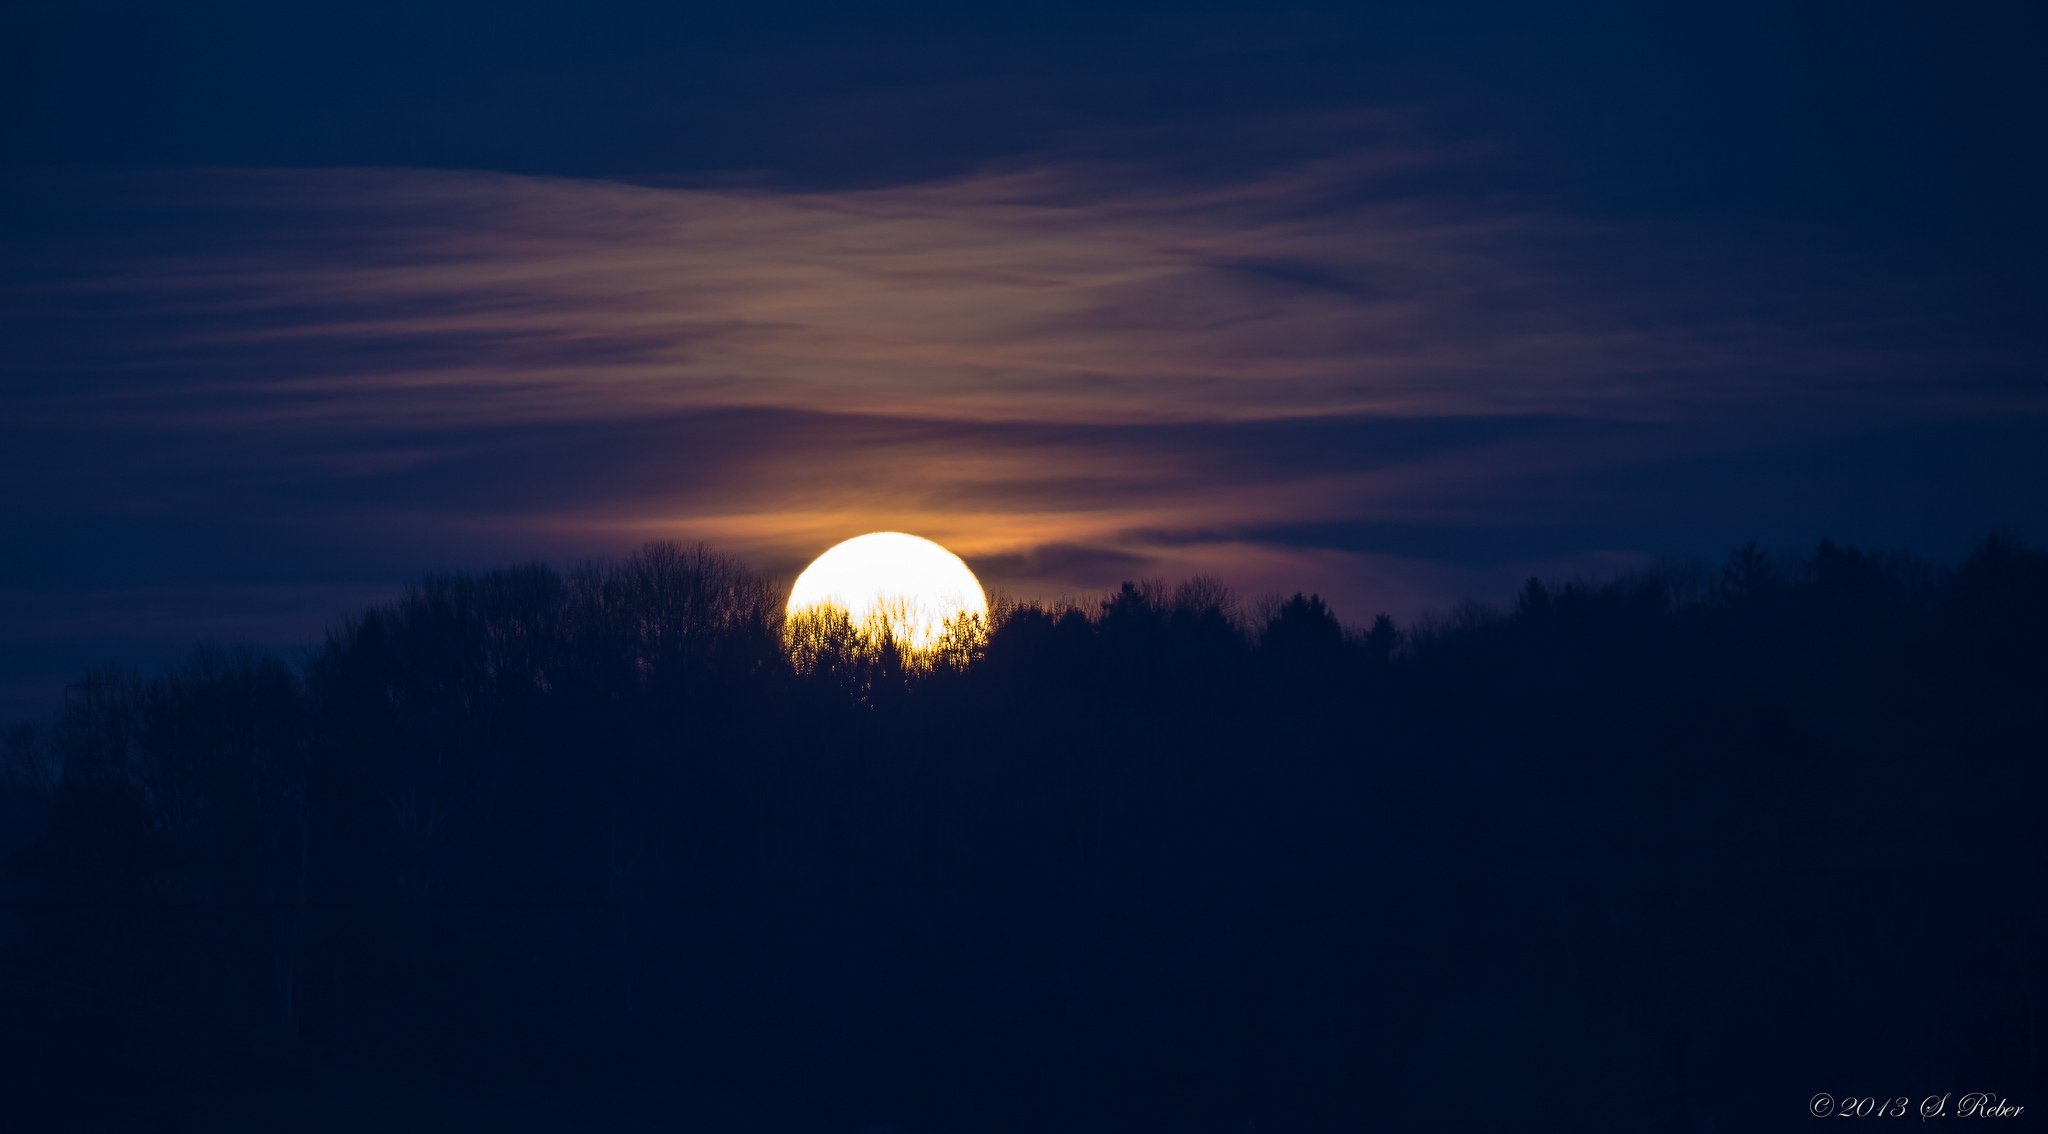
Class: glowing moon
786,532,989,651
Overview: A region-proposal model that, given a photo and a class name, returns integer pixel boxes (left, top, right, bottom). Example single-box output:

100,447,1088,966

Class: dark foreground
3,538,2042,1132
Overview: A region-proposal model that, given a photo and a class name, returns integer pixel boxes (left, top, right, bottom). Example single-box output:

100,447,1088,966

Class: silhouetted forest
3,537,2043,1132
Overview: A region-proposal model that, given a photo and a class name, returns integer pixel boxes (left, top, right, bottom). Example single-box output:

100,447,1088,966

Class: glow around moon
786,532,990,651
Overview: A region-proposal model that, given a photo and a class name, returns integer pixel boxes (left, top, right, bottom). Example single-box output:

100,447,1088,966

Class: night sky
4,0,2044,719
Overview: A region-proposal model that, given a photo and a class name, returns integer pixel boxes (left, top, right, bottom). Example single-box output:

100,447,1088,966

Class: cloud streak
16,151,1972,434
2,142,2040,721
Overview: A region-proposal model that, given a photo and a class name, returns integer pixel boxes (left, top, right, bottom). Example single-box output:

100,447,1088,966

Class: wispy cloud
16,151,1967,434
1,140,2038,718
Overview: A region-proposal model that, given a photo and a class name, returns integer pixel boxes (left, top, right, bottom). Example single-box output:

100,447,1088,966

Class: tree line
2,536,2043,1131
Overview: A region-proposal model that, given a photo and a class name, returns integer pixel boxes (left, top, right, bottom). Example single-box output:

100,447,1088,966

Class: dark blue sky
3,0,2044,718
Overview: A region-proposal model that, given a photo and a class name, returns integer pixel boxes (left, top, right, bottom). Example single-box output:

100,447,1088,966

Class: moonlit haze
0,4,2041,717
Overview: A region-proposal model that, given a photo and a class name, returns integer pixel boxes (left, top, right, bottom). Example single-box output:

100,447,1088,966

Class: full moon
786,532,990,651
